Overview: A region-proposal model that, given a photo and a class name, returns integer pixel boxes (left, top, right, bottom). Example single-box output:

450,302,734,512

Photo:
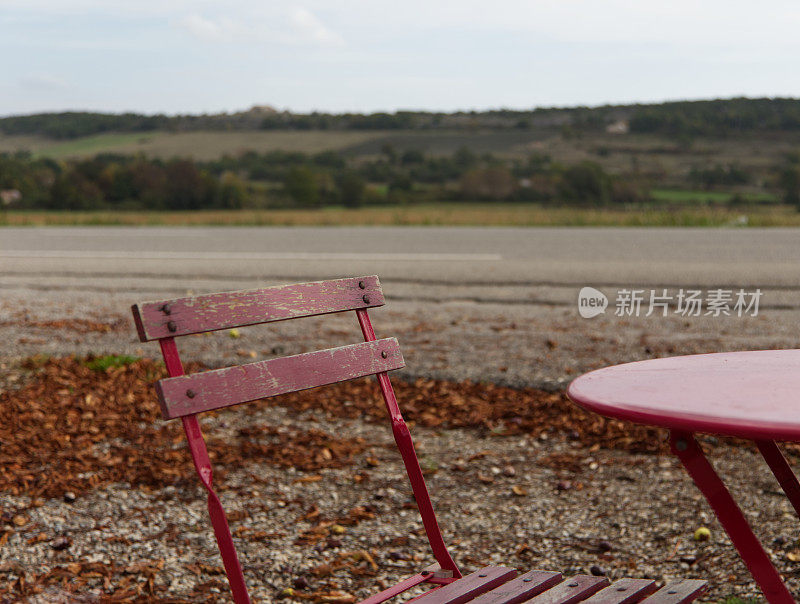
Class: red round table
568,350,800,604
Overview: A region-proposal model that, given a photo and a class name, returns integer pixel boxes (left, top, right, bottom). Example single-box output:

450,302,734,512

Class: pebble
50,536,72,551
598,540,613,553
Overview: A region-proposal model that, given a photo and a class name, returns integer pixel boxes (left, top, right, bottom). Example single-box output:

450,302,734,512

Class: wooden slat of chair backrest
131,275,384,341
156,338,404,419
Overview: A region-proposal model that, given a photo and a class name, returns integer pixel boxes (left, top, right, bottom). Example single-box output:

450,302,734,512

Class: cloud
287,7,344,47
178,13,242,41
19,73,69,89
175,7,344,48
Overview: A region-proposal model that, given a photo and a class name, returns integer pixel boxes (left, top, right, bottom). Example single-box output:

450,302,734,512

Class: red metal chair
131,275,706,604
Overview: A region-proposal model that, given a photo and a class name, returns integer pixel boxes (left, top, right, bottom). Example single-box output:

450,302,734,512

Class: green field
4,129,797,176
0,130,386,160
650,188,779,205
3,204,799,227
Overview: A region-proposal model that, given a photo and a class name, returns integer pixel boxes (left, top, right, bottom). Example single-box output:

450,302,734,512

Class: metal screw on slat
420,570,431,576
362,294,370,304
668,590,678,595
381,351,388,359
167,321,177,332
675,439,688,452
522,578,532,582
160,304,171,315
478,573,487,577
568,582,578,587
359,281,366,289
617,586,627,591
186,390,196,398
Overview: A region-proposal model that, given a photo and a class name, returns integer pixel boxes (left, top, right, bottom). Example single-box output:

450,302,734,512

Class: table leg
756,440,800,519
669,431,793,604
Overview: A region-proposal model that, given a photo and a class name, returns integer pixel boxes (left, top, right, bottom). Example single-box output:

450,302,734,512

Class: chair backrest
132,275,461,604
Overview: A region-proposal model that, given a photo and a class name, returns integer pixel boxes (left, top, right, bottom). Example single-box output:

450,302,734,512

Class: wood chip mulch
1,356,783,602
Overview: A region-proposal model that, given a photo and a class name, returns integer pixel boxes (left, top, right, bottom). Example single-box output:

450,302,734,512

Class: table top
567,349,800,442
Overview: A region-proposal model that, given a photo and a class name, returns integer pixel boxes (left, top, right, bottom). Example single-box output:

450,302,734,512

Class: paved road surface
1,226,799,287
2,226,799,388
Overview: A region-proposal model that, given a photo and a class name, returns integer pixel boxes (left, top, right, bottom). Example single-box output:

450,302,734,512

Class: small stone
388,551,405,561
292,577,309,589
556,480,572,491
590,565,605,576
598,540,613,553
478,473,494,484
330,524,346,535
51,536,72,551
12,515,27,527
503,465,517,477
326,538,342,549
63,492,77,504
774,536,787,547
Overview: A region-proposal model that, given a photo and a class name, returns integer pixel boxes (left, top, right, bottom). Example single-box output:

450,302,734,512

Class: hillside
4,97,800,140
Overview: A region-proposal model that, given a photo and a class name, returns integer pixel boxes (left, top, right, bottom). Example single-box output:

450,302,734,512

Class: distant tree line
628,98,800,137
4,98,800,140
0,153,244,211
2,146,799,211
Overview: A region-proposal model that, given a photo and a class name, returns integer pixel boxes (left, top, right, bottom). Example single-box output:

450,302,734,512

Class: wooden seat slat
468,570,563,604
408,567,517,604
580,578,657,604
638,581,707,604
156,338,403,419
522,575,608,604
132,275,384,341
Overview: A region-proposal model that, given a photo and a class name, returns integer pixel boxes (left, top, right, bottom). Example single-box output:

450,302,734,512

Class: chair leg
756,440,800,519
670,431,793,604
356,308,461,577
161,338,251,604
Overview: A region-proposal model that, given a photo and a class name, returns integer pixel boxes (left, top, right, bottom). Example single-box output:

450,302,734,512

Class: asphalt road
1,226,800,288
2,226,799,389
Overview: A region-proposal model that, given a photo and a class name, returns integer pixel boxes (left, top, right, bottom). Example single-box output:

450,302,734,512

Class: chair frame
132,275,707,604
132,276,460,603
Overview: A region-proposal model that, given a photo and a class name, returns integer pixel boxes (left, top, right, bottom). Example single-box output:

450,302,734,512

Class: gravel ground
2,275,800,601
2,403,799,601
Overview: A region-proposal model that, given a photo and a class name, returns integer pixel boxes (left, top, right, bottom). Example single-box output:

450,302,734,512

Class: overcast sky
2,0,799,117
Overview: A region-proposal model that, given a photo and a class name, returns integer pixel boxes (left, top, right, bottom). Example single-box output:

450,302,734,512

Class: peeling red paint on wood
468,571,563,604
156,338,404,419
638,581,707,604
580,578,656,604
132,275,384,341
409,567,518,604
